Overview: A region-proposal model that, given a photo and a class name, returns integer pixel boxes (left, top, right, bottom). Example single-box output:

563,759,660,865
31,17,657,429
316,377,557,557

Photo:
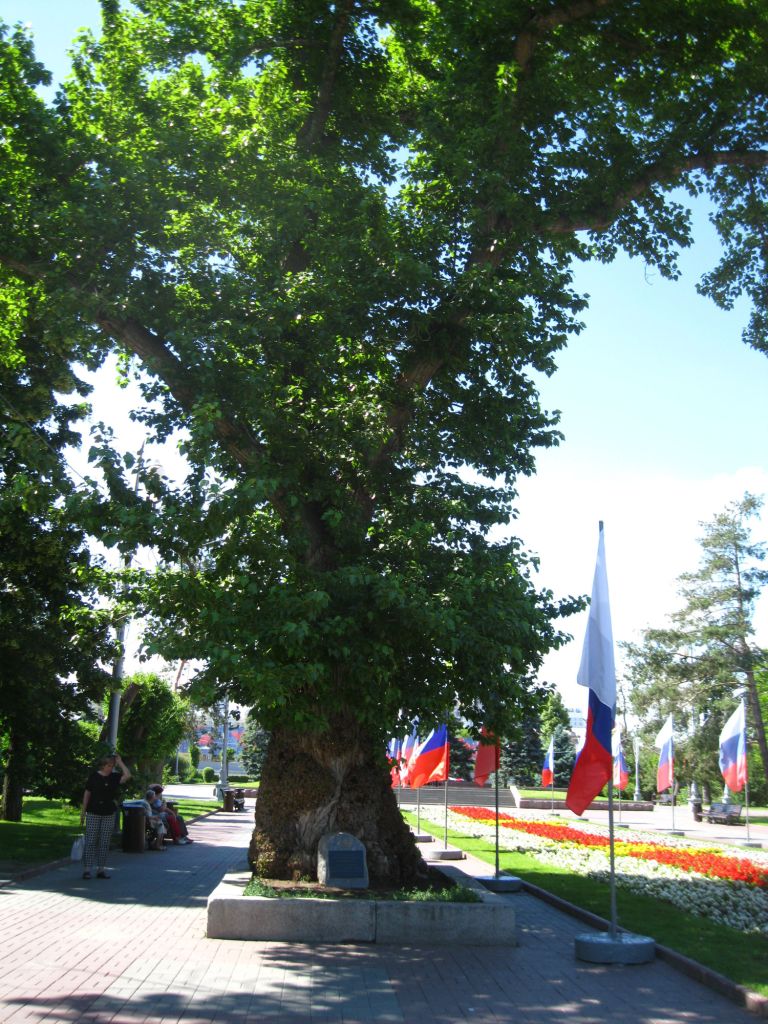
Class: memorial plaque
318,832,368,889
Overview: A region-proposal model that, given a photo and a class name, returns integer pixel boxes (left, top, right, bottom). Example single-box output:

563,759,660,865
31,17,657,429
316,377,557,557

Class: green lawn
405,812,768,996
0,797,222,875
0,799,83,872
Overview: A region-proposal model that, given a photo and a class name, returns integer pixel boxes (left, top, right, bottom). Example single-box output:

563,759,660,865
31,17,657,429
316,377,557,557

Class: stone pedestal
575,931,655,964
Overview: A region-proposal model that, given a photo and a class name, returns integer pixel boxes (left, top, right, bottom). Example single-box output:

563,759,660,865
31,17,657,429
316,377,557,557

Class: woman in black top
80,753,131,879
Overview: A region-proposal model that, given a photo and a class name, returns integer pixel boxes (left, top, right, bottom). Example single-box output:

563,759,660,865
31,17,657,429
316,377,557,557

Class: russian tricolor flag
399,725,419,786
612,734,629,791
408,725,449,789
719,703,747,793
473,727,499,786
541,737,554,787
655,715,674,793
566,524,616,817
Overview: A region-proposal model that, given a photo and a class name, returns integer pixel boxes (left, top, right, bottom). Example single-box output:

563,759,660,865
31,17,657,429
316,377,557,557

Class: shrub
203,767,217,782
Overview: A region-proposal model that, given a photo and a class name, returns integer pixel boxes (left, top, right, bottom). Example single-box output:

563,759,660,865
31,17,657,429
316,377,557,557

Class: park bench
705,802,743,825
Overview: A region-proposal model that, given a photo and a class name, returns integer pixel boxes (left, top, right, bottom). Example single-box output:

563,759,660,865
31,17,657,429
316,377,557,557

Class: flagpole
494,764,500,879
670,742,676,832
740,690,751,843
416,787,421,833
569,521,653,964
608,778,618,938
443,777,449,849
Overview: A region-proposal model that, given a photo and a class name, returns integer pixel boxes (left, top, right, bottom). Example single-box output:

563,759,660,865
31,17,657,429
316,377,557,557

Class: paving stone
0,806,762,1023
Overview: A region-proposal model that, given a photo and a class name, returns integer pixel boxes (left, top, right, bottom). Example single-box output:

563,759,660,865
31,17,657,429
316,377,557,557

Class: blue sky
5,1,768,708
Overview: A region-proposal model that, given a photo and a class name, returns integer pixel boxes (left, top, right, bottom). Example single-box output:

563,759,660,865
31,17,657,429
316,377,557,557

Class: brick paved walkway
0,808,760,1023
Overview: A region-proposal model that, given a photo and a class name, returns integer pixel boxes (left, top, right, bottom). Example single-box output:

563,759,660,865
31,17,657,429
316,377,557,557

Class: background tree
448,731,476,782
499,708,543,788
241,713,271,781
2,3,768,877
540,690,572,745
0,310,113,819
623,494,768,798
113,671,189,792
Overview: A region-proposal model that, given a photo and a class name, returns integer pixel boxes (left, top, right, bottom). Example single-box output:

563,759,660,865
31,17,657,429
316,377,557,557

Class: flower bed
414,805,768,936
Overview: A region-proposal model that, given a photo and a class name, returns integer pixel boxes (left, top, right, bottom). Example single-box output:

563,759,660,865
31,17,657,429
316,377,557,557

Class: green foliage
448,732,476,782
2,3,768,840
540,691,571,741
115,672,189,790
240,714,271,780
624,494,768,792
499,708,543,787
202,767,216,783
0,267,114,818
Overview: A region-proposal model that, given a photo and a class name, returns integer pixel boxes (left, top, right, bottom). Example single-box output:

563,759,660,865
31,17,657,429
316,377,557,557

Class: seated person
129,792,166,850
148,785,190,844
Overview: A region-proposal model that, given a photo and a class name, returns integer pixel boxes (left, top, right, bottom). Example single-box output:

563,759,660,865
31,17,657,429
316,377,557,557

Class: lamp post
633,735,642,802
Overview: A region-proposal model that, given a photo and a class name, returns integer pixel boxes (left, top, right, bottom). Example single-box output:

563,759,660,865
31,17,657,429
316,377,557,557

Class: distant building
567,706,586,748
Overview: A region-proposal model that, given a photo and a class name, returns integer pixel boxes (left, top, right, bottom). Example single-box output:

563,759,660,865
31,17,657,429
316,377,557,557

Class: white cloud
507,463,768,706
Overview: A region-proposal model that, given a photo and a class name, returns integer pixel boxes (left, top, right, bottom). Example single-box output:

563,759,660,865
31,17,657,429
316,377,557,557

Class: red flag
474,728,499,786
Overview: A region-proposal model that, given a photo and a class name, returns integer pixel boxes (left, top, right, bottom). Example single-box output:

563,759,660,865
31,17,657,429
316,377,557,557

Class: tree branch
296,0,355,149
540,149,768,235
95,315,267,470
514,0,615,73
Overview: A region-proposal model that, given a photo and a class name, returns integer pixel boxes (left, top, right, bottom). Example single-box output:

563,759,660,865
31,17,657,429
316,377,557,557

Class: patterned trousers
84,812,114,869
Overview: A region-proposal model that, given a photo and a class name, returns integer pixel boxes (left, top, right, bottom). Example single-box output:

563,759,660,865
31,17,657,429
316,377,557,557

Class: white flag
576,523,616,710
655,714,674,748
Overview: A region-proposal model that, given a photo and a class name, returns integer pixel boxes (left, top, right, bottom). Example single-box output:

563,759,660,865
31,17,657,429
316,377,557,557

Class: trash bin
223,789,235,812
122,804,146,853
690,800,703,822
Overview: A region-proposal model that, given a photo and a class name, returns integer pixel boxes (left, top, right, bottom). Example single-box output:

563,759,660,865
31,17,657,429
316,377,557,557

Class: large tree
2,1,768,878
623,494,768,798
0,300,113,819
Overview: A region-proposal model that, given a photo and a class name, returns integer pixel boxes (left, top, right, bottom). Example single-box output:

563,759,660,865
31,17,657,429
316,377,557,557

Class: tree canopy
0,309,113,819
2,0,768,876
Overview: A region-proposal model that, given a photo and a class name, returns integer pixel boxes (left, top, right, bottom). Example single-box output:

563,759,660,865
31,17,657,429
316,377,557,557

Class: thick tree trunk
249,715,427,886
1,732,26,821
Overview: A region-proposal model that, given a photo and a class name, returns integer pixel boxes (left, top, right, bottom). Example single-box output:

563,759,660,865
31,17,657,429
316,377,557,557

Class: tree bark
1,732,26,822
249,715,427,886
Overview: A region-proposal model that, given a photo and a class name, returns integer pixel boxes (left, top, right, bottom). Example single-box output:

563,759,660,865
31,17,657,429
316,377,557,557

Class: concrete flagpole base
412,833,434,842
430,848,465,860
477,875,523,893
575,931,655,964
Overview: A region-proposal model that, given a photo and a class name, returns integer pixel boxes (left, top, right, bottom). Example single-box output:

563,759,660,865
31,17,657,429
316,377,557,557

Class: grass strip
0,797,222,873
0,799,82,869
404,811,768,996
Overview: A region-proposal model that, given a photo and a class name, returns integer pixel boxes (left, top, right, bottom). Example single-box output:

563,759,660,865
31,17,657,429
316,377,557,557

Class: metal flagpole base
575,931,655,964
477,875,522,893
